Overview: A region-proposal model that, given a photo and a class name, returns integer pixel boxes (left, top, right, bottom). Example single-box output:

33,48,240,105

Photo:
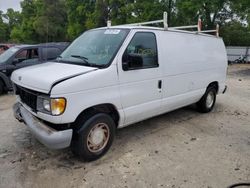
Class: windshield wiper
71,55,89,61
70,55,104,68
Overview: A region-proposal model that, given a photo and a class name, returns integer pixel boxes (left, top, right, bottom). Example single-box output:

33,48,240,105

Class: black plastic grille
15,85,38,111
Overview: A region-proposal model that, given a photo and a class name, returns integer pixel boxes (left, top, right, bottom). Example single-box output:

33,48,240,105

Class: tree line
0,0,249,46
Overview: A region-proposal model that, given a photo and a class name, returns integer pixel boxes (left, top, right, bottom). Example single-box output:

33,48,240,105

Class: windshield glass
0,47,19,64
59,29,129,67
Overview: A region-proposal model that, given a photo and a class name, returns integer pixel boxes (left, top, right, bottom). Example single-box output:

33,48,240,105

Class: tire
0,80,4,95
71,113,116,161
197,87,217,113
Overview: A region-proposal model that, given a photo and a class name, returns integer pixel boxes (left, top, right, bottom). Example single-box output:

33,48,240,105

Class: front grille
15,85,39,111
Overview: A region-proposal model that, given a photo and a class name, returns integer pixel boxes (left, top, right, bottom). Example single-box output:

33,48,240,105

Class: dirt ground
0,64,250,188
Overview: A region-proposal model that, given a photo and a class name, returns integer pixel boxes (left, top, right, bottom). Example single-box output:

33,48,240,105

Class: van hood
11,62,98,93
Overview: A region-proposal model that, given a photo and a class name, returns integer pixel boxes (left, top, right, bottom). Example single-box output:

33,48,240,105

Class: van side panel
158,31,227,113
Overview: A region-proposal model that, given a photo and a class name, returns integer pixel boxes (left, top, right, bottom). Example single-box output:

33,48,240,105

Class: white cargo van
12,13,227,161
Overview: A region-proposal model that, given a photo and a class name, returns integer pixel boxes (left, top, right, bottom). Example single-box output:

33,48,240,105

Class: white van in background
12,15,227,161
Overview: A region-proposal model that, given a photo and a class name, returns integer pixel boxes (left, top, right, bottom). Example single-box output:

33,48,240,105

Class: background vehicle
227,46,250,64
0,42,69,94
0,44,15,55
12,14,227,161
234,55,247,64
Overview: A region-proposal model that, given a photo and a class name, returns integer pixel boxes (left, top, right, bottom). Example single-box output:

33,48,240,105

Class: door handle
158,80,162,89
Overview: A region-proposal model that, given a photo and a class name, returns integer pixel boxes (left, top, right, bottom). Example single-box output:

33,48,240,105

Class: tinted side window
122,32,158,70
15,50,28,59
15,48,39,63
42,47,61,60
30,49,39,58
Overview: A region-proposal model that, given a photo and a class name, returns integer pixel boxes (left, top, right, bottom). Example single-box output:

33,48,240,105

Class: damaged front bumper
13,103,72,149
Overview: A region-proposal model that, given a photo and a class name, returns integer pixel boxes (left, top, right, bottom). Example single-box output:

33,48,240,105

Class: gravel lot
0,64,250,188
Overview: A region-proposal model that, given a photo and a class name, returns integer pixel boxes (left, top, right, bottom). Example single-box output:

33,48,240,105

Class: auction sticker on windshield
104,29,121,35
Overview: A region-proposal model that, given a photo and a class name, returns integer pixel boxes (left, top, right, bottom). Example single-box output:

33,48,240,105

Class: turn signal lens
51,98,66,115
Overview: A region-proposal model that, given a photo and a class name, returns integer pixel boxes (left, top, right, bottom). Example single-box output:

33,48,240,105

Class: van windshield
0,47,18,64
58,29,129,68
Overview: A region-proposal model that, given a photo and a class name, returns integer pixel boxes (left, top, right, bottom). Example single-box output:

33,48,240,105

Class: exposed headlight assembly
37,96,66,116
43,98,51,112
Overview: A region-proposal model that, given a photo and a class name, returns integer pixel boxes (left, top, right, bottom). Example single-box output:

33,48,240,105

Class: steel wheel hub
87,123,110,153
206,91,214,108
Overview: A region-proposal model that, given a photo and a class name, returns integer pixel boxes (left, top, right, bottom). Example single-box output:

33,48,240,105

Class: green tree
10,0,38,43
125,0,168,23
87,0,173,28
33,0,67,42
231,0,250,21
2,8,22,42
175,0,234,29
3,8,22,31
0,11,9,42
66,0,95,40
221,21,250,46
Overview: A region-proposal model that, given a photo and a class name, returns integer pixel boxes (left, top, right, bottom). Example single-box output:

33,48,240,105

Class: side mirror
122,61,129,71
122,54,143,71
12,59,19,65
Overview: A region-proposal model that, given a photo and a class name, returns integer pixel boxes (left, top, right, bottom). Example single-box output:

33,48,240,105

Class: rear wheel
71,113,115,161
0,80,4,95
197,87,217,113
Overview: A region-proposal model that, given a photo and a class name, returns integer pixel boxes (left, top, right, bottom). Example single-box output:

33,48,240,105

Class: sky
0,0,22,13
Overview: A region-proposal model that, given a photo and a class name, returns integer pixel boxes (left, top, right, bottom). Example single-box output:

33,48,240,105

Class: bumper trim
13,103,72,149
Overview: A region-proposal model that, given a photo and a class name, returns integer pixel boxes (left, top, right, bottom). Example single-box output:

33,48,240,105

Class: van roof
95,25,220,39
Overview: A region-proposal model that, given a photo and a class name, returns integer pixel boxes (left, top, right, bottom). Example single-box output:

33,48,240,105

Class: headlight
37,96,66,116
43,99,51,112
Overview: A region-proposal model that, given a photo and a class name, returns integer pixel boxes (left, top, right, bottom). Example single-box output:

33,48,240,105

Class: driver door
117,31,163,126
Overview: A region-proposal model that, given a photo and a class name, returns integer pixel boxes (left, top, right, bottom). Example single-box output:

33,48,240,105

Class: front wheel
197,87,217,113
71,113,116,161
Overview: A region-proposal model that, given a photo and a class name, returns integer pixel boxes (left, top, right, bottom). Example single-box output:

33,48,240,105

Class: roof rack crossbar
106,12,219,37
124,19,164,26
170,25,197,29
198,30,217,33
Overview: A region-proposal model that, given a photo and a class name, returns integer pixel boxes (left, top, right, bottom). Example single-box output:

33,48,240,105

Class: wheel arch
207,81,219,93
74,103,120,128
